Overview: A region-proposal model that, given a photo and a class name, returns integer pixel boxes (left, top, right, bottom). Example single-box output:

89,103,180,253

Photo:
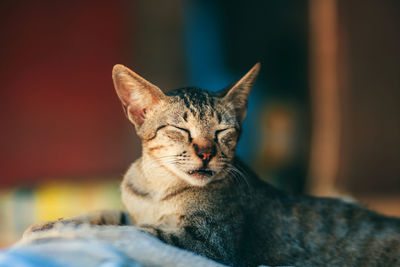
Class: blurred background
0,0,399,247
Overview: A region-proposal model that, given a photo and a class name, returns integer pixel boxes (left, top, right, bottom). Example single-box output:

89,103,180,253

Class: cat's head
112,63,260,186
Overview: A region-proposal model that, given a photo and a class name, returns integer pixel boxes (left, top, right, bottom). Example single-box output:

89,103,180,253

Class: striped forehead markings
168,87,219,120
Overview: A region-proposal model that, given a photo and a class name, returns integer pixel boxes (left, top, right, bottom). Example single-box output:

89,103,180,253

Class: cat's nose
193,143,216,164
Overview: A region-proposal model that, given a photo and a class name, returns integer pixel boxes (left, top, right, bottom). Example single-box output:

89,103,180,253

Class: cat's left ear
222,63,261,122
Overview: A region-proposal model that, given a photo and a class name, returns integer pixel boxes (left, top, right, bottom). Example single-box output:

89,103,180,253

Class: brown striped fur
25,63,400,266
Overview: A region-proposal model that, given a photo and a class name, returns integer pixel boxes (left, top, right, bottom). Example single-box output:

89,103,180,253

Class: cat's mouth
187,169,215,177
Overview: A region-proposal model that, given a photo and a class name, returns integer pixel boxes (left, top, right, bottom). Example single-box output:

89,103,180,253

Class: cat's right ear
112,65,166,127
222,63,261,123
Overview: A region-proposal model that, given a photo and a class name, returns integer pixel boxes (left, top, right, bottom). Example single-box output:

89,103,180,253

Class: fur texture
26,64,400,267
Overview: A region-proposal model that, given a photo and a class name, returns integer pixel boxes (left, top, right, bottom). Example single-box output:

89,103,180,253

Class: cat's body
25,64,400,266
122,154,400,267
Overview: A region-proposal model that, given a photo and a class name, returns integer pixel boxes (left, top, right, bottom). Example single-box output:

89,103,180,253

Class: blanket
0,224,226,267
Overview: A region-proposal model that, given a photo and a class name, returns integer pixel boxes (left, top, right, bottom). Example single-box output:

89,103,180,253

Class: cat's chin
188,169,215,177
176,169,217,187
164,164,220,187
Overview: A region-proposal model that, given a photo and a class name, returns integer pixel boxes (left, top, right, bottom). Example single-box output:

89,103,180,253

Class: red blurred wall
0,0,138,187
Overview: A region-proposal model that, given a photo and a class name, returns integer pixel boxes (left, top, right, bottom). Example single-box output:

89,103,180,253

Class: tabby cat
26,63,400,267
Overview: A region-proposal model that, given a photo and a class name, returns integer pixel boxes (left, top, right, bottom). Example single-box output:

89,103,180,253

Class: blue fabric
0,239,142,267
0,225,225,267
0,249,68,267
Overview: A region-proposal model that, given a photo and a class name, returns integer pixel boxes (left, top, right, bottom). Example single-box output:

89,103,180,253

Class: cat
25,63,400,267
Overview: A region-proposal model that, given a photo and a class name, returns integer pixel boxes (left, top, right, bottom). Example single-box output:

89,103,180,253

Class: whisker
223,163,250,189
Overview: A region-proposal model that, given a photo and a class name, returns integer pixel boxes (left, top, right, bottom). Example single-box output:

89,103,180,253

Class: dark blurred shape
336,0,400,194
133,0,186,90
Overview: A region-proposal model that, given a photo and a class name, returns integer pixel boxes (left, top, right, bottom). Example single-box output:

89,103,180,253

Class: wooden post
307,0,341,196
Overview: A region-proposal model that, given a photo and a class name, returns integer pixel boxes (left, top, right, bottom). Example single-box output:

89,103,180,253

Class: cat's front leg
136,223,178,244
23,210,131,238
136,222,238,266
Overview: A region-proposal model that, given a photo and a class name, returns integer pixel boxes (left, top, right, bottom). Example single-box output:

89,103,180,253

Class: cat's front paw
137,224,171,242
137,224,159,236
137,224,179,245
24,221,57,234
23,218,81,238
23,220,59,238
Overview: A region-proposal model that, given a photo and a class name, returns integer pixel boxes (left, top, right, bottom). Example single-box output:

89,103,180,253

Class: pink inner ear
129,106,147,125
141,108,147,121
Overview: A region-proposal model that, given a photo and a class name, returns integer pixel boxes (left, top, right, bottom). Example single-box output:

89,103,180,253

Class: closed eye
215,128,238,146
215,128,235,139
169,125,192,142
